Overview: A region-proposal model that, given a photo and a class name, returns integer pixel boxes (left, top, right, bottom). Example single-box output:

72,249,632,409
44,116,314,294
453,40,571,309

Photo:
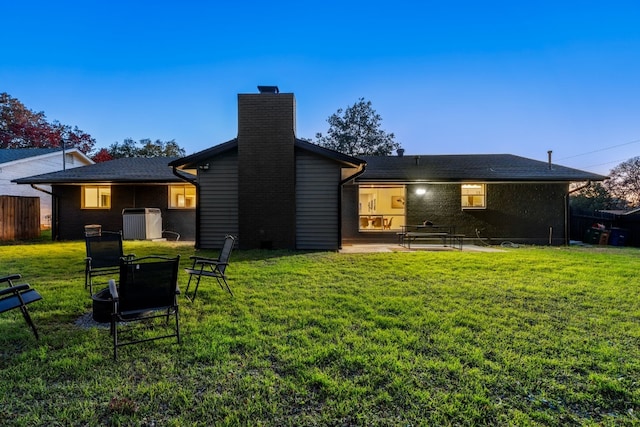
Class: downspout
172,166,200,248
30,184,59,241
565,180,592,246
338,163,367,249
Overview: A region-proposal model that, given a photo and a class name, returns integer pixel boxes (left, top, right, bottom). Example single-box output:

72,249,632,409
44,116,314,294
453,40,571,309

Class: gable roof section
0,147,93,166
294,139,366,167
14,156,182,184
357,154,608,182
168,139,237,169
169,138,366,169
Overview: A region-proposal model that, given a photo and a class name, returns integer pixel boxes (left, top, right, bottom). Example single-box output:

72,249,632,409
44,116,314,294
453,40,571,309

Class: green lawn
1,241,639,426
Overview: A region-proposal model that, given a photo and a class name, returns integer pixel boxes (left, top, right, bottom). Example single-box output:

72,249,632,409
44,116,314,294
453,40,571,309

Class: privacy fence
571,211,640,247
0,196,40,241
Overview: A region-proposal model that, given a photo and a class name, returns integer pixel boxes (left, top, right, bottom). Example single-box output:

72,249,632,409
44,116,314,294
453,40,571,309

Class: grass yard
0,241,639,426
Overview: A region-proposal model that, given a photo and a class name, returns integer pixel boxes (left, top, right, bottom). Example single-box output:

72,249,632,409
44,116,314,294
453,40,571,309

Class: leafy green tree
107,138,139,158
0,92,95,153
604,156,640,208
315,98,401,156
106,138,185,158
138,138,185,157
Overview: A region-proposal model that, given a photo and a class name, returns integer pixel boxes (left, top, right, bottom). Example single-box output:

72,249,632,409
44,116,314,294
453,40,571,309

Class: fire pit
91,288,112,323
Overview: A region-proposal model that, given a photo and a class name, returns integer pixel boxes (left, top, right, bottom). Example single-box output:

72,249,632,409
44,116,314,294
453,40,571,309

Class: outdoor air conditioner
122,208,163,240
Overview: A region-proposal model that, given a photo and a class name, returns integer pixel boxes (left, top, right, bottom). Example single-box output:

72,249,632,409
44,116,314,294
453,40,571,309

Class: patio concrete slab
339,244,505,253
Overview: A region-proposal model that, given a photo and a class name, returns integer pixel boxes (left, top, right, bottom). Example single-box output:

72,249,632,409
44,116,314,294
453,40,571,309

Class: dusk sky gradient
3,1,640,175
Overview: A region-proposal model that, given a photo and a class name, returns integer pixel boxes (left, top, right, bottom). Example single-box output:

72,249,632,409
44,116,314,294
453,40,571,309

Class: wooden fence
0,196,41,241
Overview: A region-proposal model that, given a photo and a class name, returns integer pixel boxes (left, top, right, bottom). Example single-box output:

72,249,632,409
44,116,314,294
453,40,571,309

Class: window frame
168,184,196,209
358,184,406,231
81,185,111,209
461,183,487,209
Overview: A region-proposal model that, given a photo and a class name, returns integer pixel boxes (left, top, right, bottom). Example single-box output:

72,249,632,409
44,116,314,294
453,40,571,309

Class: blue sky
3,1,640,175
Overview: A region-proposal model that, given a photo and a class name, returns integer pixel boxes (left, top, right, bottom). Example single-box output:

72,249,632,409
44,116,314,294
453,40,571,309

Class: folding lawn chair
108,255,181,360
184,235,236,300
0,274,42,339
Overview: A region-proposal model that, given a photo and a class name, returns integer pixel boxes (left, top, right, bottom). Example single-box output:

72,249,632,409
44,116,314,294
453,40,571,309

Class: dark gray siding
198,151,239,249
296,150,341,250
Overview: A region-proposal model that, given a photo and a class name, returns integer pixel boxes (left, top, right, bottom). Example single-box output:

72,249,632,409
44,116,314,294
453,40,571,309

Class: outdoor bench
402,231,450,248
398,224,465,250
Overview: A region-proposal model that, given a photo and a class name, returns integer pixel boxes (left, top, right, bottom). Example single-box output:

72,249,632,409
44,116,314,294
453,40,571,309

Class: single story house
1,148,93,227
15,87,607,248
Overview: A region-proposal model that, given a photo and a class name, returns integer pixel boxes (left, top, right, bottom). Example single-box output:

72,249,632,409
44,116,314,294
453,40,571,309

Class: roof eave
294,139,366,167
169,138,238,168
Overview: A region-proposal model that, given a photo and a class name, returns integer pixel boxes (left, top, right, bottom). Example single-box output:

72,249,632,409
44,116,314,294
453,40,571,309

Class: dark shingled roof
169,138,366,169
13,156,183,184
12,151,607,185
356,154,608,182
0,148,64,163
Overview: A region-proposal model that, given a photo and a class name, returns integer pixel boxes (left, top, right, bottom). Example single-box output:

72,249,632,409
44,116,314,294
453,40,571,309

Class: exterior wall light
198,164,210,171
415,188,426,195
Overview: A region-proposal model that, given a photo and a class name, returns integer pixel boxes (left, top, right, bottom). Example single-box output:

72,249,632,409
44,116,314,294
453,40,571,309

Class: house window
358,185,406,231
169,185,196,209
82,185,111,209
461,184,486,209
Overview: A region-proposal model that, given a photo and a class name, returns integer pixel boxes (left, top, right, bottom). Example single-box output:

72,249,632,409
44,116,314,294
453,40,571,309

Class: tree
0,92,95,153
106,138,185,159
314,98,401,156
91,148,113,163
569,182,618,214
604,156,640,207
137,139,185,157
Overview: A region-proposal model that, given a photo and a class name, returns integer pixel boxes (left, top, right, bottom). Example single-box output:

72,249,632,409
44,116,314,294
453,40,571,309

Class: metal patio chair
85,231,135,294
184,235,236,300
0,274,42,339
108,255,181,360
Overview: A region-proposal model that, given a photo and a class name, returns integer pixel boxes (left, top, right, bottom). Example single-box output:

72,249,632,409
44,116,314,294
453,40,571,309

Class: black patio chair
108,255,181,360
0,274,42,339
184,235,236,300
85,231,135,294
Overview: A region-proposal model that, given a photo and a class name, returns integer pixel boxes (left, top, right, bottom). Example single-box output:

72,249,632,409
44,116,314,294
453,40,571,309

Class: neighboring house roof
356,154,608,182
0,147,93,166
169,138,366,169
13,156,184,184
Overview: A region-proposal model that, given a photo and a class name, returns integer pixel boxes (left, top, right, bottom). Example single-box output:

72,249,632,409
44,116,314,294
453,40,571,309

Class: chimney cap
258,85,279,94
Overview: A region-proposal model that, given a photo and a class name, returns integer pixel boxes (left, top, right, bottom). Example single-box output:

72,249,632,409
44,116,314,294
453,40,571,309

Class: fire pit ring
91,288,112,323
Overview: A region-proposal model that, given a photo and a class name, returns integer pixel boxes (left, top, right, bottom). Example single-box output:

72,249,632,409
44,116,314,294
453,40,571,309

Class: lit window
461,184,486,209
82,185,111,209
169,185,196,209
358,185,406,231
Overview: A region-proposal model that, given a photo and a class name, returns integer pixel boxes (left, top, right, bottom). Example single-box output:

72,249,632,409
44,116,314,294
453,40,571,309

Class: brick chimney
237,86,297,249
